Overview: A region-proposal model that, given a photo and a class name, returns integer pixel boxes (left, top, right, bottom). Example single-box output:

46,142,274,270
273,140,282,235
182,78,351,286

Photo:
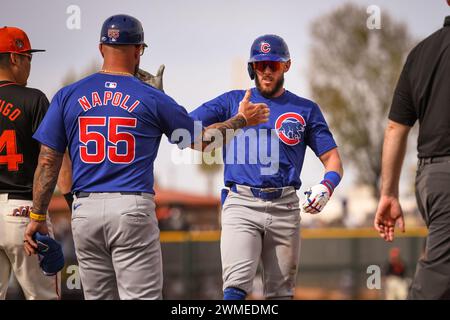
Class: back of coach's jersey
33,73,197,194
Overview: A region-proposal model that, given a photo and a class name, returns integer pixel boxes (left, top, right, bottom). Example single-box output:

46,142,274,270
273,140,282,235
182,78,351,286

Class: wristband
320,171,341,195
63,192,74,211
30,210,47,222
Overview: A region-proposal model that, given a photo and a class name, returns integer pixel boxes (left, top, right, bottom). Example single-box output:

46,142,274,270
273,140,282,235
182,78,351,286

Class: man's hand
301,184,330,214
238,89,270,126
136,65,165,91
12,206,31,217
24,220,49,256
374,195,405,242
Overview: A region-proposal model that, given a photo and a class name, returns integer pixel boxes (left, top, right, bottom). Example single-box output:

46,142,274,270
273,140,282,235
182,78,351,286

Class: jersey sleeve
156,95,202,149
388,55,417,126
306,103,337,156
32,90,68,153
31,92,50,134
189,92,232,126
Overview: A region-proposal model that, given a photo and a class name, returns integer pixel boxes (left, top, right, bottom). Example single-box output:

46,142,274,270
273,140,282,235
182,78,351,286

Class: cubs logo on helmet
260,42,271,53
275,112,306,146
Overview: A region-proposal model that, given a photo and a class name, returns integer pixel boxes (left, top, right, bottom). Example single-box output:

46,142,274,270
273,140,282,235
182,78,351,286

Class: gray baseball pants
221,185,301,299
71,192,162,300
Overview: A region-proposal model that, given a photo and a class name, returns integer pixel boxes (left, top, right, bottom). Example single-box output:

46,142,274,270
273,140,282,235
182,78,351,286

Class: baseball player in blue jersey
190,35,344,300
22,15,269,300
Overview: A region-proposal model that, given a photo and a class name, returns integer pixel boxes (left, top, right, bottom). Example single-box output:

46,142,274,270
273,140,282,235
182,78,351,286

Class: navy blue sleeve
305,103,337,156
189,92,232,126
33,90,68,153
156,94,202,149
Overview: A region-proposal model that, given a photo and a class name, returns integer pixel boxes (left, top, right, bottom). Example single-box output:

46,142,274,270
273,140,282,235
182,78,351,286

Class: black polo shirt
389,16,450,158
0,81,49,199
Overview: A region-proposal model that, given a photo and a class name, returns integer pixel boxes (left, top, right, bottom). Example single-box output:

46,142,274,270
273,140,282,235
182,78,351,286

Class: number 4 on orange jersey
0,130,24,171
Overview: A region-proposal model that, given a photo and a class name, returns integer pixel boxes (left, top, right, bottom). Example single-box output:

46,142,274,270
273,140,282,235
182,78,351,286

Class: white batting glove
301,184,331,214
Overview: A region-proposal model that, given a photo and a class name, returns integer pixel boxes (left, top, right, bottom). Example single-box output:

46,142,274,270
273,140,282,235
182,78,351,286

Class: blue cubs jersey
33,73,198,194
189,88,337,189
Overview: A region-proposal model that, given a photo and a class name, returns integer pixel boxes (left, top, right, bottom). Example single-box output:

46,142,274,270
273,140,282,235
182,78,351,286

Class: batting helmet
247,34,290,79
100,14,147,47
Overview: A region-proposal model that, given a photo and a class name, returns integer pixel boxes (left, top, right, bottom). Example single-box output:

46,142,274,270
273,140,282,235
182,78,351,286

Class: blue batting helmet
247,34,290,79
100,14,147,47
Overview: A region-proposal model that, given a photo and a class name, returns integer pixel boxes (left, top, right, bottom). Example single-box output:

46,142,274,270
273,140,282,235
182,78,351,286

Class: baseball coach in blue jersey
190,35,344,300
22,14,269,300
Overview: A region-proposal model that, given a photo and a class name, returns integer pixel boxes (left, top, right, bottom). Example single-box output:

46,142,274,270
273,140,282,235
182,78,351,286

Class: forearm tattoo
198,114,247,150
33,145,64,214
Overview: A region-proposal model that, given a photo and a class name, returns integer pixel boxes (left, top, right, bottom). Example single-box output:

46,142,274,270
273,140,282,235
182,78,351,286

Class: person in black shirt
0,27,70,300
374,6,450,299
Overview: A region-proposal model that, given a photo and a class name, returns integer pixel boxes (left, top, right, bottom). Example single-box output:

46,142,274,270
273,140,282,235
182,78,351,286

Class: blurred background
2,0,448,299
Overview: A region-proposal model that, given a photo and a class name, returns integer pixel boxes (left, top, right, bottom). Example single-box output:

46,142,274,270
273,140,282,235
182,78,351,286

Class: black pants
409,161,450,299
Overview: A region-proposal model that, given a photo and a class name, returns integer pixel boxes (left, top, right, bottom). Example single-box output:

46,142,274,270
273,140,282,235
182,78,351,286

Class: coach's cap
0,26,45,54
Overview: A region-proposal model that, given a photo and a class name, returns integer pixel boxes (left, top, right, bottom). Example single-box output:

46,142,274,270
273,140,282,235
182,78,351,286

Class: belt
74,191,143,198
230,184,292,200
418,155,450,166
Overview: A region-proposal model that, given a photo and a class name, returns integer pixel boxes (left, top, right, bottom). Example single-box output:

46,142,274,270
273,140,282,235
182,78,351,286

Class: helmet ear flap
247,63,255,80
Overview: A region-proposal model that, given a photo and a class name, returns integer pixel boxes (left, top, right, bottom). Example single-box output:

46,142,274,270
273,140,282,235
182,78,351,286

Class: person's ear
134,45,141,60
9,53,19,67
284,60,291,73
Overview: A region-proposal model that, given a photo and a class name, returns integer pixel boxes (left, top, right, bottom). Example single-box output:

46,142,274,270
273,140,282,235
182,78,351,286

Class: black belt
418,156,450,166
74,192,143,198
230,184,284,200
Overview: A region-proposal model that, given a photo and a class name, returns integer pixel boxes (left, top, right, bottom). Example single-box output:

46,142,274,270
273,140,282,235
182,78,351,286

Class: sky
2,0,449,200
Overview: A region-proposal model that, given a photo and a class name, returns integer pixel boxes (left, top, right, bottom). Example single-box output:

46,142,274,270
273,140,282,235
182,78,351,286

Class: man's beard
255,74,284,98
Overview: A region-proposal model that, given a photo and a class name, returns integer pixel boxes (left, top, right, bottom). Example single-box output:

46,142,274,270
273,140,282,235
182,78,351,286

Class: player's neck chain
99,69,134,77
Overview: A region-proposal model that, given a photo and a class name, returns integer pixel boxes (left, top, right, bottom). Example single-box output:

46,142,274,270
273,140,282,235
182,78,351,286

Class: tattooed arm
33,145,64,213
192,89,270,151
24,145,64,255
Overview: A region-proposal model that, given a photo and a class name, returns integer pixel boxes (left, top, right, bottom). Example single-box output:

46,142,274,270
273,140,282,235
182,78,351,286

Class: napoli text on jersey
190,88,337,189
33,73,196,193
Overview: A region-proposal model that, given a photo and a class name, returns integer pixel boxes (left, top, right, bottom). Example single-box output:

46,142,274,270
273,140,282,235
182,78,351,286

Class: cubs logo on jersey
275,112,306,146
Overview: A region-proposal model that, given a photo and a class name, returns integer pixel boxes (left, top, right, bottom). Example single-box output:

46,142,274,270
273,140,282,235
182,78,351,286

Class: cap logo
15,39,24,50
260,42,271,54
107,29,120,41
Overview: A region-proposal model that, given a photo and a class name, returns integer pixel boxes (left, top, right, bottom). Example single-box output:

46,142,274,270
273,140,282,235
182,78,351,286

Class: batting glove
33,232,65,276
301,184,331,214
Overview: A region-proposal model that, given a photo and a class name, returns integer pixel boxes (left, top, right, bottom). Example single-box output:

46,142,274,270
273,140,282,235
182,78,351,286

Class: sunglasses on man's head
253,61,284,73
